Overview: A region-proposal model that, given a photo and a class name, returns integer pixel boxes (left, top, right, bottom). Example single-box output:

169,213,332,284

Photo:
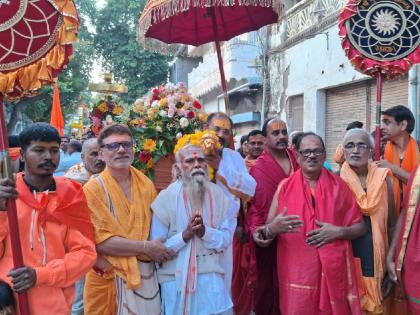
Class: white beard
183,172,209,210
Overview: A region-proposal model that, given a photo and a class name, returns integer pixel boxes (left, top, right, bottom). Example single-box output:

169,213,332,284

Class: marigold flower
146,159,154,169
143,139,157,152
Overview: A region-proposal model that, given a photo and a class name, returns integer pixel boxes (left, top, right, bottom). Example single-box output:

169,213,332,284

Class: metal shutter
326,81,370,168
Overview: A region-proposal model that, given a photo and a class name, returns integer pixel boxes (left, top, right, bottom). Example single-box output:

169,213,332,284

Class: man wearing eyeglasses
245,118,299,315
82,124,175,315
254,132,366,315
205,113,256,314
340,128,395,314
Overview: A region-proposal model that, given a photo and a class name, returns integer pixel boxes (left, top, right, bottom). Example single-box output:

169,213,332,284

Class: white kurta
151,180,235,315
216,148,257,305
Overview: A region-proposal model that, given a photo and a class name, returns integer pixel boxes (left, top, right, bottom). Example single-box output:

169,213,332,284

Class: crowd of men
0,105,419,315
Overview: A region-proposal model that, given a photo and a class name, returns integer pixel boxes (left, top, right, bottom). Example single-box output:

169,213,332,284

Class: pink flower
168,108,175,118
138,151,151,163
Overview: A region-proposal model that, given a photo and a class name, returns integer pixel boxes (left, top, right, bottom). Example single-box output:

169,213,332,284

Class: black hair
346,121,363,131
0,280,15,310
240,135,248,145
261,117,275,137
206,112,234,129
381,105,415,134
291,131,305,147
68,140,82,152
98,124,133,147
248,130,263,138
295,132,326,151
8,135,20,148
19,123,61,151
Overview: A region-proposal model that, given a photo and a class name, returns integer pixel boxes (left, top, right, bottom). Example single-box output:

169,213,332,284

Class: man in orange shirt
0,123,97,315
376,106,419,216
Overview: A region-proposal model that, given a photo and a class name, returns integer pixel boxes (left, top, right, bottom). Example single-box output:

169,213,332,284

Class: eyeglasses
299,149,325,158
343,143,370,151
102,141,133,152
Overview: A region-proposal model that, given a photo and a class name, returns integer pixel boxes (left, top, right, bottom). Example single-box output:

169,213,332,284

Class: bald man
65,138,105,185
65,138,105,315
246,118,299,315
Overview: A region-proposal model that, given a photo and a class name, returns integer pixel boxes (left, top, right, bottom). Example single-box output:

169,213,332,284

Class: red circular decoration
0,0,62,72
0,0,79,100
339,0,420,79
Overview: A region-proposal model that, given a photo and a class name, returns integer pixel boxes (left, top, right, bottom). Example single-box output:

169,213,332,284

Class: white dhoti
115,262,161,315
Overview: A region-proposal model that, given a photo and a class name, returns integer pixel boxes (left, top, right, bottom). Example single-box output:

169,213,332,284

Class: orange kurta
341,162,390,314
384,137,419,216
0,176,97,315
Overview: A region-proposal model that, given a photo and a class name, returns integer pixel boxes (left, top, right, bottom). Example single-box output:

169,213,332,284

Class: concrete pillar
409,65,419,140
303,89,326,141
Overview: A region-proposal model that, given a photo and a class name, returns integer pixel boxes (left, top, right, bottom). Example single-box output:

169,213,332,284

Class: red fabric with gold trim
0,0,79,99
339,0,420,79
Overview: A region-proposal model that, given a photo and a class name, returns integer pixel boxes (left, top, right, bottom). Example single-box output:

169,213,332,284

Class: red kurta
240,148,298,315
395,166,420,314
276,169,362,315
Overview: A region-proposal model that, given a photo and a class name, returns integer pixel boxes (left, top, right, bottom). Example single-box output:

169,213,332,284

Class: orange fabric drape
50,81,64,136
384,137,419,216
341,162,390,314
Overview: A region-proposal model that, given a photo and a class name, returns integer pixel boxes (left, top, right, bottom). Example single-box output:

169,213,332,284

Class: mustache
38,160,56,168
191,169,206,176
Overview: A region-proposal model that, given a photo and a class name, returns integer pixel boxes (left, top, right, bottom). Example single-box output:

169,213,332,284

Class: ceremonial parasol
137,0,283,106
339,0,420,160
0,0,79,313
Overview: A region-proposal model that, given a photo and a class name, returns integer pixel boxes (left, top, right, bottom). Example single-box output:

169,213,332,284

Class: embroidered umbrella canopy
339,0,420,160
137,0,283,105
0,1,79,313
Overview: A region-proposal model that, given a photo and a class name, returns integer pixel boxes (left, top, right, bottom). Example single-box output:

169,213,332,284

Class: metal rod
375,74,383,161
0,95,30,315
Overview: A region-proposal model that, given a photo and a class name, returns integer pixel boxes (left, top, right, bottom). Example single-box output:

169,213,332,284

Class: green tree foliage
94,0,169,104
6,0,97,132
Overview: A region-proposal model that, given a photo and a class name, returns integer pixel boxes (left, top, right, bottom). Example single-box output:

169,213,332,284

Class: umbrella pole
0,95,31,315
215,40,229,107
375,74,383,161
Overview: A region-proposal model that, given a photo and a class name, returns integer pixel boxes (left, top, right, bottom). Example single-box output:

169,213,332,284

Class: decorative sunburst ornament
371,9,401,36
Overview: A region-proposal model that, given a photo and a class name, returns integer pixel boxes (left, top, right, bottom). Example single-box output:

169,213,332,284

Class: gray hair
81,138,98,155
342,128,375,148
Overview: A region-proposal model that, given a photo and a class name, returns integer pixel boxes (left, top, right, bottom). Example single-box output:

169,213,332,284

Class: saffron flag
50,81,64,136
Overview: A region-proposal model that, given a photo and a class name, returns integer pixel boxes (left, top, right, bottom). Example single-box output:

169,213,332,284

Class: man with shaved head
151,139,236,314
245,118,299,315
340,129,395,314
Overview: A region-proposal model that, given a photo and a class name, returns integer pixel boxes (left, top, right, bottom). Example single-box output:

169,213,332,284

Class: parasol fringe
0,0,80,100
137,0,283,53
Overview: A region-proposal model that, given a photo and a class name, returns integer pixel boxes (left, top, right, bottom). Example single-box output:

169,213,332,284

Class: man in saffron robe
245,118,299,315
151,143,234,314
387,166,420,315
376,106,419,216
255,132,366,315
340,129,395,314
0,123,97,315
205,113,256,311
244,130,265,171
83,124,174,315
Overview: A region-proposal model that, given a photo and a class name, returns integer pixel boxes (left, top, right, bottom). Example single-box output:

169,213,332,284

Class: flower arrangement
90,97,124,135
128,82,207,178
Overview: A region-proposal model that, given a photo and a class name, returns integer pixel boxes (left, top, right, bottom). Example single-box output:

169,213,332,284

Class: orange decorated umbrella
137,0,283,106
0,1,79,313
50,80,64,136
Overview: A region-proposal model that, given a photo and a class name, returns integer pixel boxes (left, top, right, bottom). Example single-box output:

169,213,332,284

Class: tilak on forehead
212,117,232,130
180,144,205,158
268,119,287,131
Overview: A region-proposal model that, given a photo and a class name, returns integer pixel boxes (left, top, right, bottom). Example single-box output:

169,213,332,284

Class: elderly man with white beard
151,141,235,315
